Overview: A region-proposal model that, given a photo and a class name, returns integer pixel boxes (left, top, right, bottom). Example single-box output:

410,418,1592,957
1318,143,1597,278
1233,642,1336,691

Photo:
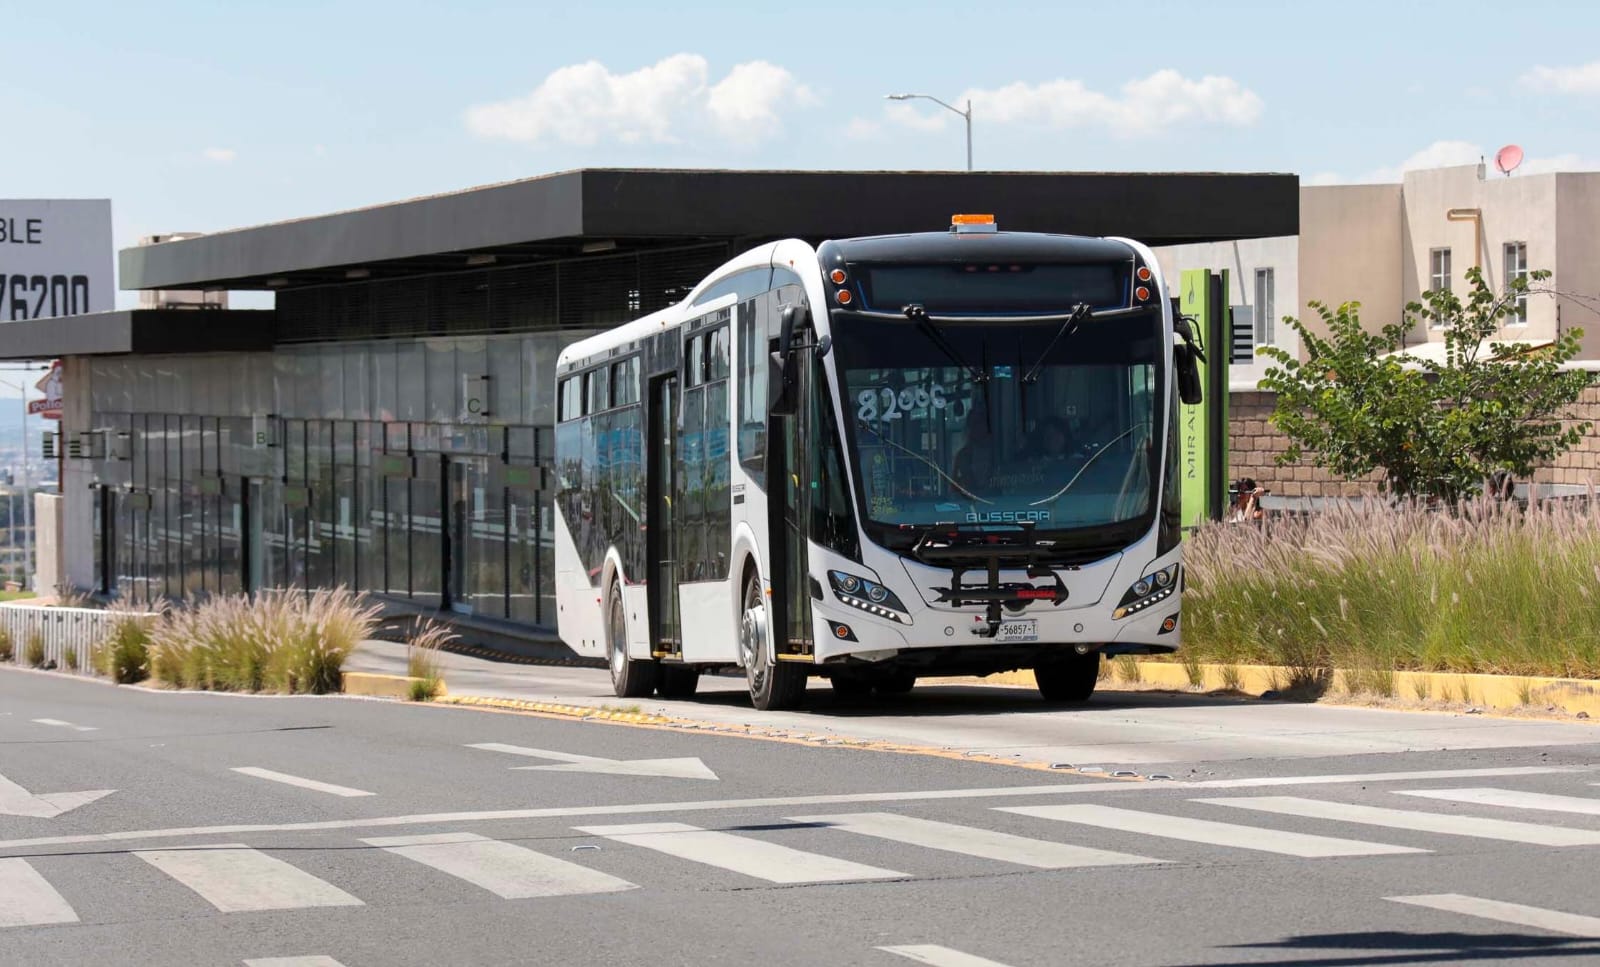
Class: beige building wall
1297,184,1404,350
1556,174,1600,361
1399,164,1561,345
1150,235,1298,390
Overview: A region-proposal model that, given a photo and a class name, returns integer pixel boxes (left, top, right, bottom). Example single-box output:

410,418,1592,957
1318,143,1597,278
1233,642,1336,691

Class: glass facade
84,332,578,628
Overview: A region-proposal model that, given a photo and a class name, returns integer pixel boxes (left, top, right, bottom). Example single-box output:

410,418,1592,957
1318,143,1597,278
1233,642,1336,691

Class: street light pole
885,93,973,171
0,378,26,590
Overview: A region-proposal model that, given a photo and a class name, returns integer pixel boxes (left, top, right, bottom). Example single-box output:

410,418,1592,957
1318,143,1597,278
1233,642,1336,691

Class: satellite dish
1495,144,1524,176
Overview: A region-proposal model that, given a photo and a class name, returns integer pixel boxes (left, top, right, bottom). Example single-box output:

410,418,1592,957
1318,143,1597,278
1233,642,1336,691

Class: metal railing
0,605,160,674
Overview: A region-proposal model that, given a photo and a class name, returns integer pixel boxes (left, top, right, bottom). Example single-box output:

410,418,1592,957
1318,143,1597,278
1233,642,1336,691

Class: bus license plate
996,620,1038,642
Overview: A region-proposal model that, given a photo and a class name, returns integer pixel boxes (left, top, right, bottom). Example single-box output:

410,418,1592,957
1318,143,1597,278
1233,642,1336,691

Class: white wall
1152,235,1299,391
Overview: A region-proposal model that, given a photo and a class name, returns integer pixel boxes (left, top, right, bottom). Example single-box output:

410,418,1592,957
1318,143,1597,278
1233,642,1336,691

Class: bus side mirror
768,352,798,415
1175,345,1203,405
1173,316,1205,405
815,334,832,359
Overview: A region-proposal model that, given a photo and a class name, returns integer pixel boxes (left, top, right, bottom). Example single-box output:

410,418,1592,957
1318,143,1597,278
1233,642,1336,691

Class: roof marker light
836,288,853,305
1137,266,1153,282
1135,286,1151,301
830,268,848,285
951,213,998,234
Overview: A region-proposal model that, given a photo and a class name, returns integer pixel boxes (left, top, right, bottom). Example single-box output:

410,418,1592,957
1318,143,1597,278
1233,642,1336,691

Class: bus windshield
832,304,1162,545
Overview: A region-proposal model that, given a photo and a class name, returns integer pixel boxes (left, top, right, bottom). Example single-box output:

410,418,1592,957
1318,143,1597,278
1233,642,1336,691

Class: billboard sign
28,360,62,420
1,199,114,322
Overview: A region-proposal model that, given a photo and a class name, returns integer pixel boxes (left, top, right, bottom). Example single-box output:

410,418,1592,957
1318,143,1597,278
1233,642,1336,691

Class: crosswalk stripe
0,858,78,928
136,844,363,913
243,958,349,966
1397,788,1600,816
1198,796,1600,846
998,804,1424,858
574,821,906,883
1389,894,1600,937
878,944,1018,967
232,768,374,798
790,812,1162,868
362,832,636,898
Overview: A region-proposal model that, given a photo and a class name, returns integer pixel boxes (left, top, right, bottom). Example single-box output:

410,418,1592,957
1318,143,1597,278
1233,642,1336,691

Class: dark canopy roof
119,168,1298,292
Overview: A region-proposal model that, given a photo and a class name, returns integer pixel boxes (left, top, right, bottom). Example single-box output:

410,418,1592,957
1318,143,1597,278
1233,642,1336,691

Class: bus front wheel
607,586,656,699
741,577,806,711
1034,650,1100,703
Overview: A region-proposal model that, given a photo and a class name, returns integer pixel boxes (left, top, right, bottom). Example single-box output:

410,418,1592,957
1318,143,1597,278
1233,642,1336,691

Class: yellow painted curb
342,671,448,700
928,661,1600,718
432,694,1148,777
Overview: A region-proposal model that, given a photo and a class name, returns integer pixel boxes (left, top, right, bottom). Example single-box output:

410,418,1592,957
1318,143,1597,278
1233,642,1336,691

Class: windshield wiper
903,303,991,428
855,419,993,505
1021,303,1091,384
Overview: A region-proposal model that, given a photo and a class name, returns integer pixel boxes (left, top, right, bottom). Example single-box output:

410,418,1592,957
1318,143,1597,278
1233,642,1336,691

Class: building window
1504,241,1528,325
1253,268,1275,345
1428,248,1452,327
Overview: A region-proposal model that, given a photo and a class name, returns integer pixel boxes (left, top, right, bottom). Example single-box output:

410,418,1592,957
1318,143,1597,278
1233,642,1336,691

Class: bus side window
737,297,766,485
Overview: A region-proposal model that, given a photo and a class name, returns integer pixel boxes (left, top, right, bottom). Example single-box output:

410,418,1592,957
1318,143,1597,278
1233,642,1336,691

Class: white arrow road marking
0,858,79,928
232,768,374,798
244,959,348,967
878,944,1018,967
0,771,113,819
1389,894,1600,938
468,742,719,781
31,718,96,732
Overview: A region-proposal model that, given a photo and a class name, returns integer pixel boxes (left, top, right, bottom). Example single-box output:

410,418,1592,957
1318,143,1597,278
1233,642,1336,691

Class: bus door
647,373,681,657
767,294,815,659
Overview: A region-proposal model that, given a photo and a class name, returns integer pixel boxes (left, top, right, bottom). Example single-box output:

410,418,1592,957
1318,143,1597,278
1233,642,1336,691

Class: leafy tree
1259,266,1594,502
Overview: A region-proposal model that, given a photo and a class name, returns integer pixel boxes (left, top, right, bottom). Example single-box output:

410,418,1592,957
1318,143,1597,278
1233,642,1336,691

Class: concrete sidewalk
345,641,1600,772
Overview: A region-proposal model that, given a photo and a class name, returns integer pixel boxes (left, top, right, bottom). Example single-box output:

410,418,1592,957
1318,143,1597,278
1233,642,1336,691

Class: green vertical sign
1179,269,1212,530
1179,268,1231,528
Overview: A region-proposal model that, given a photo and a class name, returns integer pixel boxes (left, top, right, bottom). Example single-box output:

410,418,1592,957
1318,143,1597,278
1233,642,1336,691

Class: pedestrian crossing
4,781,1600,928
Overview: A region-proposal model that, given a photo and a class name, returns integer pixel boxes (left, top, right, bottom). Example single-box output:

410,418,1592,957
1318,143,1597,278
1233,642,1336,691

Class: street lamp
885,93,973,171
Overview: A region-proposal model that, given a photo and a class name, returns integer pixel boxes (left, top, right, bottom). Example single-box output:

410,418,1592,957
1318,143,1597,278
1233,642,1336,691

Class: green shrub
62,646,77,671
24,632,46,669
0,627,13,663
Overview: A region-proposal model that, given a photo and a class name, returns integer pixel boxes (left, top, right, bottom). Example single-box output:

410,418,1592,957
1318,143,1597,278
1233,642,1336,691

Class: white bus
554,215,1204,709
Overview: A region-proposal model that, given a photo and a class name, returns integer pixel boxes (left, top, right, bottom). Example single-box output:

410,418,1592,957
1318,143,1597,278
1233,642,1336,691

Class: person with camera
1229,477,1268,523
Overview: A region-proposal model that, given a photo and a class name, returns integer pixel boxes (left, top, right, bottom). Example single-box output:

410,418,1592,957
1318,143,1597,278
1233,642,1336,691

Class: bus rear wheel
741,577,806,711
1035,650,1100,703
607,586,656,699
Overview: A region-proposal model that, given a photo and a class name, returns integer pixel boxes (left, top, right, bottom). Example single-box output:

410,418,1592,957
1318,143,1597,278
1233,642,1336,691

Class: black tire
741,576,807,711
829,674,874,698
606,586,656,699
875,672,916,695
656,664,700,699
1035,651,1100,703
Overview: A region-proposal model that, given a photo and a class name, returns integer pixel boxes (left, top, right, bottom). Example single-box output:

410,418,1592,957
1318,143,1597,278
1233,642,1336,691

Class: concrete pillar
60,356,96,593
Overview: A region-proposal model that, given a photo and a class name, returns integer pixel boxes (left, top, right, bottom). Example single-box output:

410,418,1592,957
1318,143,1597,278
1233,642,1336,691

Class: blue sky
8,0,1600,320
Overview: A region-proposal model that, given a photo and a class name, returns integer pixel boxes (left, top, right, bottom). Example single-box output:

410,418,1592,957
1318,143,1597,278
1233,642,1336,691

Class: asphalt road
3,663,1600,967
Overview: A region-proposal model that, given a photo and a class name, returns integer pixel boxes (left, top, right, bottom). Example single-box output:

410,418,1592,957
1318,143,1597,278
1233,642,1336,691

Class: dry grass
100,601,162,684
24,632,45,668
0,627,12,663
1183,496,1600,680
404,618,455,701
149,588,379,694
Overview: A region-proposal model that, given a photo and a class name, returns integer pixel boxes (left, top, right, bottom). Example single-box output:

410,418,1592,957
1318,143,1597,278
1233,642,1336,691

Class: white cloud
706,61,814,143
844,117,884,141
202,147,236,163
466,54,811,147
888,69,1262,138
1521,62,1600,94
885,100,952,132
1311,139,1600,185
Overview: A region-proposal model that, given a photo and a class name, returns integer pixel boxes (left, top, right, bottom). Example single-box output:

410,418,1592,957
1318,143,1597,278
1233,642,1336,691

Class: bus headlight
828,570,910,624
1113,564,1179,620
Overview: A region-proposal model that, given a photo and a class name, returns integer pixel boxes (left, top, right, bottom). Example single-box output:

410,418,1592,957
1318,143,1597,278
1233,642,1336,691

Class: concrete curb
930,661,1600,717
342,671,447,701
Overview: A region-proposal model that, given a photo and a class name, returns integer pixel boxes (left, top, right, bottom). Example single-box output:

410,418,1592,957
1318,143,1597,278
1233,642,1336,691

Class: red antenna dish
1495,144,1524,175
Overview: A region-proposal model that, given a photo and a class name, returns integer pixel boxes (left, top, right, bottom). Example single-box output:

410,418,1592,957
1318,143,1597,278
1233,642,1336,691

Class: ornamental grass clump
100,602,160,684
147,588,379,694
404,618,455,702
1181,495,1600,680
